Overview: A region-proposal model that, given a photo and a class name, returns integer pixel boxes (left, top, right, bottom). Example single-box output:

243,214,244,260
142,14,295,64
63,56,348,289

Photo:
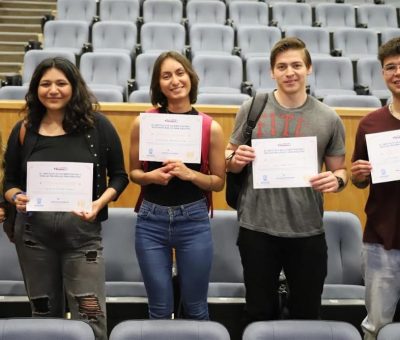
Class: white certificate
139,113,202,163
26,162,93,212
366,129,400,184
252,136,318,189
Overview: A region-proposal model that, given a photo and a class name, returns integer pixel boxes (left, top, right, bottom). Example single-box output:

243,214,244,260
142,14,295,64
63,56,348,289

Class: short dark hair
378,37,400,66
150,51,199,107
270,37,312,69
24,57,98,132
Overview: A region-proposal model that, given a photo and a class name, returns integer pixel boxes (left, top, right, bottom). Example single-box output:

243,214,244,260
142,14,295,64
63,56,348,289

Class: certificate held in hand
26,161,93,212
139,112,202,164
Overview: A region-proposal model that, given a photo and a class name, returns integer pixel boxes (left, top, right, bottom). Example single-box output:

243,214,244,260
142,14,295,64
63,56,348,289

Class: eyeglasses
383,63,400,75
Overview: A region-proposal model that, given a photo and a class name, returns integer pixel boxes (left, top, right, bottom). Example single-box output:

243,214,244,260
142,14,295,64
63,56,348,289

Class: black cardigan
4,112,128,221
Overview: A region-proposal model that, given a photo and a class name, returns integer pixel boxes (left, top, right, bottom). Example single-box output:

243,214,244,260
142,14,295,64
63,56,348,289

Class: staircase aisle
0,0,57,82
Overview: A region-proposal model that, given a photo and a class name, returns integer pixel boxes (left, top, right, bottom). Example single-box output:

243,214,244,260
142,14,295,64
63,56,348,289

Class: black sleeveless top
143,107,204,206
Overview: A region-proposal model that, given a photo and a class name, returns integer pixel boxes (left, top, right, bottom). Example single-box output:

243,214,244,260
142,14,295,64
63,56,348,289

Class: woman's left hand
72,200,101,222
164,160,195,182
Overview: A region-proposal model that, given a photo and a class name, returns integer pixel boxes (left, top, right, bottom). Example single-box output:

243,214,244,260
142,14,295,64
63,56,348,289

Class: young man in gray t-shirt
226,37,347,328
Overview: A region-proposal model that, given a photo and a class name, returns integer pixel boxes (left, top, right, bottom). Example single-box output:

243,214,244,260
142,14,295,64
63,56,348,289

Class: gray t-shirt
230,92,345,237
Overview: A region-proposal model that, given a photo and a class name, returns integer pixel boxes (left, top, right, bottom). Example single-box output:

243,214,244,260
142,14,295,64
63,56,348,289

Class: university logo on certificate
26,161,93,212
139,112,202,164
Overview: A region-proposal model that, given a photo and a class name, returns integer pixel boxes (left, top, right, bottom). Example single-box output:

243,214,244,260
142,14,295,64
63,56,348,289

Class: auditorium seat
377,323,400,340
43,20,90,56
243,320,362,340
357,5,399,32
228,1,269,30
92,21,137,57
196,93,250,105
99,0,140,23
270,2,313,31
237,26,281,61
332,28,379,61
314,4,356,32
308,56,357,99
323,94,382,108
381,28,400,45
245,56,276,95
357,57,392,102
189,24,235,59
138,22,185,56
109,320,230,340
79,52,132,101
142,0,183,24
0,318,95,339
185,0,226,28
56,0,97,23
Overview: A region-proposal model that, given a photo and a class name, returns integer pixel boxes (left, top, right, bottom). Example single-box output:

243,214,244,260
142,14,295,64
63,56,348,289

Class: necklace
389,103,400,120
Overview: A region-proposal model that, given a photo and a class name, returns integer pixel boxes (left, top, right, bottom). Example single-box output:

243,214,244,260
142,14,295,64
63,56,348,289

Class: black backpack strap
242,92,269,142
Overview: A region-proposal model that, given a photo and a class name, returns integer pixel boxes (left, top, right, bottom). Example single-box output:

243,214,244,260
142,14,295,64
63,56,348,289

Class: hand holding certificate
366,129,400,184
26,161,93,212
139,113,202,163
252,136,318,189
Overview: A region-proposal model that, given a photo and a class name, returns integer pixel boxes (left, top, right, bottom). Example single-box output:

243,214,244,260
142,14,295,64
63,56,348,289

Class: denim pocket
184,202,209,222
137,203,152,219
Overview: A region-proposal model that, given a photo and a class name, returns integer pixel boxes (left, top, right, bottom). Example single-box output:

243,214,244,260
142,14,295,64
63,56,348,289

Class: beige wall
0,101,370,227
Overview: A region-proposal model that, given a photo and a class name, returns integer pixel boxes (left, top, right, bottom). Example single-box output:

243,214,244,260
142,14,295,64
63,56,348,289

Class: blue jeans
135,198,213,320
14,212,107,340
362,243,400,340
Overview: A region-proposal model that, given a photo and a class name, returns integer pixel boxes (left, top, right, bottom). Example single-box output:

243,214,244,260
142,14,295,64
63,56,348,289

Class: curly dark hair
150,51,199,108
24,57,98,132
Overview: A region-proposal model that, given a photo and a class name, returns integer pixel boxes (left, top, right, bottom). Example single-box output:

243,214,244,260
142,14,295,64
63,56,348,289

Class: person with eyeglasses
351,36,400,340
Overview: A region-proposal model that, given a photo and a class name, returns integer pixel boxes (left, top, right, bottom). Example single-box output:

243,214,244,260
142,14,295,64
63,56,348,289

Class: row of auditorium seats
0,48,390,106
2,318,400,340
0,208,366,338
54,0,400,31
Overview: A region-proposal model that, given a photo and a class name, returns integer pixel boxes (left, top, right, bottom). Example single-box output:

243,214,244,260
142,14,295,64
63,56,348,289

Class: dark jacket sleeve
97,114,128,200
4,121,24,194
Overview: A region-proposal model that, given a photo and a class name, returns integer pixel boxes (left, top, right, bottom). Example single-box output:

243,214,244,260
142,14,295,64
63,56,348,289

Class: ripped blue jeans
14,211,107,340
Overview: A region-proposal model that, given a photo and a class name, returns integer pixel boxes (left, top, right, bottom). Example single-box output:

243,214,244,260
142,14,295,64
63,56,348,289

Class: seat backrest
357,4,398,29
308,56,354,94
0,318,95,339
209,210,242,283
381,28,400,45
57,0,97,23
192,54,244,92
134,53,159,89
323,94,381,108
315,4,356,29
323,211,363,285
92,21,137,55
357,57,387,92
377,322,400,340
43,20,89,53
22,49,76,85
99,0,140,22
140,23,185,55
237,26,281,59
243,320,362,340
79,52,131,88
229,1,269,28
246,56,275,92
333,28,378,60
109,320,230,340
186,0,226,27
189,24,234,56
285,27,330,56
271,2,312,28
143,0,183,23
101,208,142,284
